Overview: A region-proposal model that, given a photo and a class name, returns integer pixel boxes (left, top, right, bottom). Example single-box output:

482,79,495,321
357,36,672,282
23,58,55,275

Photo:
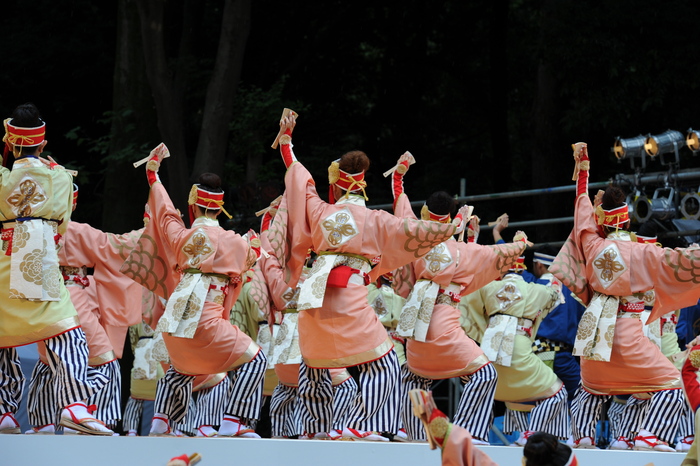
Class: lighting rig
611,129,700,247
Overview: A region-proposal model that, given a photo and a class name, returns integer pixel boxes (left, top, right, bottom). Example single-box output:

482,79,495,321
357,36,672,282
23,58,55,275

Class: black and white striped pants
299,349,400,434
269,383,302,437
26,358,121,427
527,385,570,439
1,328,107,416
192,376,230,427
155,349,267,424
332,375,358,431
573,387,682,443
122,397,144,432
401,363,497,442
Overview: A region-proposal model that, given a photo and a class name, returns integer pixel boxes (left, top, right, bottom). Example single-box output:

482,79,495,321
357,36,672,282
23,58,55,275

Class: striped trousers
527,385,569,439
26,358,121,427
332,375,358,431
1,328,107,417
155,349,267,424
299,349,400,434
0,348,25,415
269,383,302,437
678,400,695,438
606,396,628,440
503,408,529,434
401,363,497,442
571,389,610,440
122,397,144,432
639,389,684,443
192,377,230,427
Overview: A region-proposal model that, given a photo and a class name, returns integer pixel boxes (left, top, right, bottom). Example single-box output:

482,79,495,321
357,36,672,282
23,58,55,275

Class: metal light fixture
645,130,685,165
687,128,700,153
613,135,648,169
633,188,676,222
680,191,700,220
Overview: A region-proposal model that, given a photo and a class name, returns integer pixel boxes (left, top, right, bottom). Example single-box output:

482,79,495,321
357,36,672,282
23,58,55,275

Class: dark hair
9,102,43,156
10,102,42,128
523,432,573,466
426,191,457,217
537,244,559,258
197,172,223,193
637,220,658,238
338,150,370,174
601,186,626,210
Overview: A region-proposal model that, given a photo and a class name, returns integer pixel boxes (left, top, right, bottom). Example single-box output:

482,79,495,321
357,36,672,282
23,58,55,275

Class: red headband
510,256,527,271
420,205,451,223
597,204,629,228
3,118,46,148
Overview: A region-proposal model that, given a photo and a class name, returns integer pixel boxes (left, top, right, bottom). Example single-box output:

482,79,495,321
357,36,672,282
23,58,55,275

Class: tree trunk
102,0,157,233
136,0,191,212
192,0,252,179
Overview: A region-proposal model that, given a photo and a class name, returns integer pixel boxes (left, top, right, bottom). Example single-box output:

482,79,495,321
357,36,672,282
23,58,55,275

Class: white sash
573,292,619,362
297,253,370,311
133,331,169,380
482,314,518,366
155,272,218,338
396,279,440,342
9,219,61,301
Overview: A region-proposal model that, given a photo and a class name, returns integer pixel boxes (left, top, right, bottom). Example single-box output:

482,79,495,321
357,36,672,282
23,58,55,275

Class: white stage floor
1,435,687,466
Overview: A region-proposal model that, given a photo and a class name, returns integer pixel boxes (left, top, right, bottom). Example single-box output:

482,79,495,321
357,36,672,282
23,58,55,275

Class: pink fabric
552,193,694,393
395,194,526,378
552,194,700,323
134,182,256,375
60,222,145,329
442,424,497,466
581,317,681,394
277,163,458,367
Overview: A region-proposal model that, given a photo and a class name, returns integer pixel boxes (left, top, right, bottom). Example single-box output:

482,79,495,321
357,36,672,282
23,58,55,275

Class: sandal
633,433,675,452
0,412,20,434
149,415,175,437
59,403,113,436
217,415,260,438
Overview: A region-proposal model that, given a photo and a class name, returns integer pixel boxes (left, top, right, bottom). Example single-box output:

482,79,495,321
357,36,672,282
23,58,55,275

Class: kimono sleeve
456,241,527,295
368,211,457,282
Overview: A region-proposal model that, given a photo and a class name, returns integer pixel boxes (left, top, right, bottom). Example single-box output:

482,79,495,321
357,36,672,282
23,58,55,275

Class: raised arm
278,114,298,169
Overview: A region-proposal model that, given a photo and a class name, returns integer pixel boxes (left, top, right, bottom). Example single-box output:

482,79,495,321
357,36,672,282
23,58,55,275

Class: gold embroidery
8,179,46,217
322,212,356,246
593,247,625,283
495,283,522,311
182,231,213,266
423,243,451,274
20,248,43,284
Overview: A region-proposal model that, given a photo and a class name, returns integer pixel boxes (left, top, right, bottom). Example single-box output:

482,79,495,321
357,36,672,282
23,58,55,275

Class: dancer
273,112,461,440
476,258,565,445
125,144,267,438
0,103,111,435
390,152,528,444
551,142,700,451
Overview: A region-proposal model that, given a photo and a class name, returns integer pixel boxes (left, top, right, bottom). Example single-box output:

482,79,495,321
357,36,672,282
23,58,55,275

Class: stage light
680,192,700,220
633,188,676,222
613,135,646,160
687,128,700,153
644,130,685,157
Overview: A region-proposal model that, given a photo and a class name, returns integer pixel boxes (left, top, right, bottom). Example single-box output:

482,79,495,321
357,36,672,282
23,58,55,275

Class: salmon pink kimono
551,191,700,395
59,221,146,358
393,193,527,379
125,182,259,376
441,424,499,466
275,162,458,368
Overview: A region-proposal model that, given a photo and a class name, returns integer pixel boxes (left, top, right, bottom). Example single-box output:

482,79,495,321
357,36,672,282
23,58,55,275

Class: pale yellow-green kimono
478,274,560,402
0,157,77,347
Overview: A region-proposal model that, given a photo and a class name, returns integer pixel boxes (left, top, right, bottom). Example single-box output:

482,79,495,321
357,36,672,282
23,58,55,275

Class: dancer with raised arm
273,112,460,440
